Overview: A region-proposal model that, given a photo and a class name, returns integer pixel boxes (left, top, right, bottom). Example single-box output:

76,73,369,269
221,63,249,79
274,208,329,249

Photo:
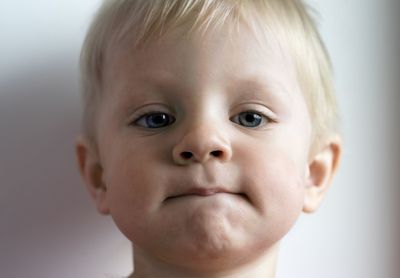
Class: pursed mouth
164,188,249,202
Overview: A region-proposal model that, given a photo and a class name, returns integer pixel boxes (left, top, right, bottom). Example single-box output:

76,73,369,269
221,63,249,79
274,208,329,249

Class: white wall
1,1,398,277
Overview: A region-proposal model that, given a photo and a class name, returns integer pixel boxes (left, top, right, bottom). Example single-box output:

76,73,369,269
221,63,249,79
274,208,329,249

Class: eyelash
230,110,273,128
133,111,176,129
131,110,274,129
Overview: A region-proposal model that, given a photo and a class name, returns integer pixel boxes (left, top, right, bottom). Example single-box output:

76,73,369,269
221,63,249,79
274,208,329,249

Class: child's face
94,25,313,267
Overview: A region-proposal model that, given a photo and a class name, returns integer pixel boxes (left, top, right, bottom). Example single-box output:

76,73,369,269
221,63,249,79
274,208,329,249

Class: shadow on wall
0,53,125,277
395,39,400,278
389,2,400,274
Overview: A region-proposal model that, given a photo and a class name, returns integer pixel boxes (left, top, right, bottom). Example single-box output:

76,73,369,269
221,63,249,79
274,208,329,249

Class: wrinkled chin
137,224,278,274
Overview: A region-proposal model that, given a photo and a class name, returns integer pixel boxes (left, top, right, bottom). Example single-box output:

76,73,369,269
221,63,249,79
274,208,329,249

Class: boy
75,0,341,277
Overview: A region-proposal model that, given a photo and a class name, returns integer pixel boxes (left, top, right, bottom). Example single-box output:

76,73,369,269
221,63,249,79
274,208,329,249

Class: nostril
210,150,223,157
181,151,193,159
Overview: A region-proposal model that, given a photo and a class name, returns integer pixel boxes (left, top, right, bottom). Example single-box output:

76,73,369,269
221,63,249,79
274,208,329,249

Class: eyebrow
228,75,291,102
112,74,187,116
137,70,184,88
117,70,292,107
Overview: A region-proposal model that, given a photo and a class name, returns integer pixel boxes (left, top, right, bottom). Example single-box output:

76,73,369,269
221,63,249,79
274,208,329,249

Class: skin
76,23,341,278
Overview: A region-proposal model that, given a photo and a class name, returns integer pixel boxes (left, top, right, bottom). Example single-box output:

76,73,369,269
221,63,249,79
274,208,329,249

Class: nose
172,124,232,165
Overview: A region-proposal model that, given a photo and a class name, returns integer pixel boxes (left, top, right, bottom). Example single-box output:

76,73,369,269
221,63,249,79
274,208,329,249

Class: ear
75,135,110,215
303,136,342,213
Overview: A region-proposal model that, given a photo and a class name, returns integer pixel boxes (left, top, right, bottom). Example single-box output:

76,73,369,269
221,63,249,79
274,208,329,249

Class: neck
129,243,279,278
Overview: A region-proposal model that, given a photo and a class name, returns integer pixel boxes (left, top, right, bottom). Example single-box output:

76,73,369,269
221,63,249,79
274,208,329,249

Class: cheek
238,145,307,239
101,149,166,238
102,138,166,204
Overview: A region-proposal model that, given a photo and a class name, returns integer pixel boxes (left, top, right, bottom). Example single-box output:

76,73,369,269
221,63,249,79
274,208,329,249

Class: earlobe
75,135,110,215
303,136,342,213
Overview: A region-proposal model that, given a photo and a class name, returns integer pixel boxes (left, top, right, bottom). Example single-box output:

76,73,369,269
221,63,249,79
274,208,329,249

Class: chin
158,231,268,273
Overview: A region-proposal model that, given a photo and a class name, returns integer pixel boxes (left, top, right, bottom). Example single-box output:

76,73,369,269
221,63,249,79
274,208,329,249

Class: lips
179,187,226,197
165,187,247,202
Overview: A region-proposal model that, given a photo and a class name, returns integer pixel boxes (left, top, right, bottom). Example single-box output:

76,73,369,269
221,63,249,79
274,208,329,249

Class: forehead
103,23,298,97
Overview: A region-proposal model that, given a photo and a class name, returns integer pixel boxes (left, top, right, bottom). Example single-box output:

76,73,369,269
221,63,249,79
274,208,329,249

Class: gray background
1,0,399,277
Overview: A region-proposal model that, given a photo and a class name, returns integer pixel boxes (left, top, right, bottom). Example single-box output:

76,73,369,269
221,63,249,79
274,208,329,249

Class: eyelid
229,110,271,128
132,110,168,122
128,111,175,132
128,104,172,121
231,103,278,121
127,103,176,128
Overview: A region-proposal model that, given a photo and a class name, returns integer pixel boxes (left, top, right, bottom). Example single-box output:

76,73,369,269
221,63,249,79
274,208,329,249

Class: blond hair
80,0,339,147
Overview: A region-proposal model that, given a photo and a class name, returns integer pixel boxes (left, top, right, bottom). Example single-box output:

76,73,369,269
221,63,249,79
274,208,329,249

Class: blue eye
134,112,175,129
231,111,265,128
